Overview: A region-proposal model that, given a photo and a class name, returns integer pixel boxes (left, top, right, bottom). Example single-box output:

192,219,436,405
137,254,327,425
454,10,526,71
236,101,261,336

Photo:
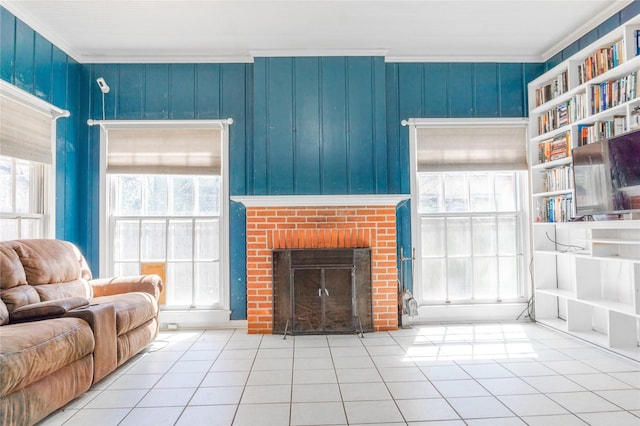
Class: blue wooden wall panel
347,57,375,193
449,63,474,117
474,63,499,117
0,8,15,82
579,28,599,52
423,63,449,117
499,63,525,117
169,64,195,119
562,40,581,61
223,63,251,197
294,57,322,194
252,59,268,194
196,64,221,119
373,57,388,193
385,64,402,195
267,58,295,194
118,64,144,119
144,64,169,119
14,19,34,92
34,33,52,101
622,1,640,23
229,200,246,320
321,57,349,194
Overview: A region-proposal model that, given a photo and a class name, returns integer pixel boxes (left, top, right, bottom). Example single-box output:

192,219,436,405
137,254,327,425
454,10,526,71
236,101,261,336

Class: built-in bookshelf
528,15,640,360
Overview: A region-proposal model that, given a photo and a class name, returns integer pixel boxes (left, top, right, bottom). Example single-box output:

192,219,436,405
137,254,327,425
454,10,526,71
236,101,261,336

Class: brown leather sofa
0,239,163,426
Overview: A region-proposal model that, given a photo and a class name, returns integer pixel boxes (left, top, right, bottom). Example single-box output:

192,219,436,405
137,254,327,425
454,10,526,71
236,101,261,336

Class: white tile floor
38,322,640,426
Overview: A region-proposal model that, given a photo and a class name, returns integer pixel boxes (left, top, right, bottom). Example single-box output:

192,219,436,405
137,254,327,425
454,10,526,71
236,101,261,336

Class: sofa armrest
10,297,89,323
89,275,163,300
64,302,117,383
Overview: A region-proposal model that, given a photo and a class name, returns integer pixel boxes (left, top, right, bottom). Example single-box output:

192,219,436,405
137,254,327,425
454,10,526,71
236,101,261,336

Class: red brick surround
246,205,399,334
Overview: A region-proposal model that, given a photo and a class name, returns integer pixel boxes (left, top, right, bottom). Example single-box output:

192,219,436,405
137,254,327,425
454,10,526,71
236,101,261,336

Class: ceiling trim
249,48,389,58
83,54,255,64
541,0,634,62
385,55,543,63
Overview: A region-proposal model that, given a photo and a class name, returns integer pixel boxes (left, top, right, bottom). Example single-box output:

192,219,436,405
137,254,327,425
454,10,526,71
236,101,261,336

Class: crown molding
385,55,543,63
541,0,634,62
250,48,389,58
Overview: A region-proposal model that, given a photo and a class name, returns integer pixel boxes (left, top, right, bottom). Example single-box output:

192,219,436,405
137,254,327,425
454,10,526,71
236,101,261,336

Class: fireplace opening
272,248,372,335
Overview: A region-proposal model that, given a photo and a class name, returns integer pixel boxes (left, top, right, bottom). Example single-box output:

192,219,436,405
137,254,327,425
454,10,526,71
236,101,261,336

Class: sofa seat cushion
0,317,94,397
92,292,158,336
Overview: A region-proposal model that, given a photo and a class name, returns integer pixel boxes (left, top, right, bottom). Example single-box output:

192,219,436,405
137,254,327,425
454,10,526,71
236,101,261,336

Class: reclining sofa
0,239,163,426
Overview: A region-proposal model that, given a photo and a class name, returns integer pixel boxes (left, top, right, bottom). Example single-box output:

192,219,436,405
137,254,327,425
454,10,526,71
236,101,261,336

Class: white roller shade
0,94,53,164
106,128,222,175
416,125,527,172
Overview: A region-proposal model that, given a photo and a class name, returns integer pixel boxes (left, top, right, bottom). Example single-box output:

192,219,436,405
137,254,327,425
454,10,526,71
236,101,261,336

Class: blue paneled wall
252,57,388,195
1,9,81,245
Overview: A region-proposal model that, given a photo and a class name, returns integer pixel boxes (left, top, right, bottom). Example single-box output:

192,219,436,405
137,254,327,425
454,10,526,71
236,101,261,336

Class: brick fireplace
234,195,405,334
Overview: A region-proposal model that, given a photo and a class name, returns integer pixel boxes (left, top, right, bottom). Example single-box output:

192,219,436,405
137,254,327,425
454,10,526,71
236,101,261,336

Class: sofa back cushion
2,240,93,305
0,243,40,313
10,239,92,284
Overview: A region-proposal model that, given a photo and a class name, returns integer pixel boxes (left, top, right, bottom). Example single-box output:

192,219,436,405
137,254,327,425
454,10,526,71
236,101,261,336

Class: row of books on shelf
543,166,573,193
537,132,570,163
577,117,627,146
590,71,640,114
536,194,573,223
536,96,586,135
535,70,569,107
577,39,624,85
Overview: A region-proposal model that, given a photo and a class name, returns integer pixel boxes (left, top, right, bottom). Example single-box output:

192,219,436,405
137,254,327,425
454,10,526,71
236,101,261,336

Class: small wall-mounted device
96,77,110,94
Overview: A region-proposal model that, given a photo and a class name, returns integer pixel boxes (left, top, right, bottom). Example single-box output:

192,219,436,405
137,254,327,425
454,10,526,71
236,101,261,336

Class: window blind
0,95,53,164
106,128,222,175
416,126,527,172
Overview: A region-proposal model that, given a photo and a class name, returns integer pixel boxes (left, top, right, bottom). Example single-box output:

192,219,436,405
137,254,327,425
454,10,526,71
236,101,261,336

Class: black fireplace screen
272,248,372,335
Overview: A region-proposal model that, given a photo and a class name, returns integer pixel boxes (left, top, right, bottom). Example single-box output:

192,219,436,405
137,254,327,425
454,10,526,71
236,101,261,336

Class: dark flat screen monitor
572,128,640,216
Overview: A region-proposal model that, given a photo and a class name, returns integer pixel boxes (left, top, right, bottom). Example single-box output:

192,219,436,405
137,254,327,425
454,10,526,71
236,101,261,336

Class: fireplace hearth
273,248,372,336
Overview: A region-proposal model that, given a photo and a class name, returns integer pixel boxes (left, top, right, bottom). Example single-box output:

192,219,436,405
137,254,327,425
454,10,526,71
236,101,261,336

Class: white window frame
0,80,69,240
406,118,532,321
95,119,232,317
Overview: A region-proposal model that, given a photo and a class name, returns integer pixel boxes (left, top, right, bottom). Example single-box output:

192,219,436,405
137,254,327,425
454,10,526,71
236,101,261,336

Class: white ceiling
0,0,633,63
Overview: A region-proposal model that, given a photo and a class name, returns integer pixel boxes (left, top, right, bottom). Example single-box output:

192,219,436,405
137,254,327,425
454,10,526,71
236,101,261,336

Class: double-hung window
0,81,67,240
409,120,530,308
100,121,230,310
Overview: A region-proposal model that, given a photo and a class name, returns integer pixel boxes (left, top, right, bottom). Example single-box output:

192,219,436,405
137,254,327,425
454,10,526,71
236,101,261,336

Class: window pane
0,158,13,212
145,176,168,215
448,257,471,300
195,261,219,305
474,257,497,299
0,218,18,240
15,162,30,213
168,219,193,260
198,176,220,215
141,220,166,261
117,176,143,215
421,258,446,301
469,173,494,212
167,262,193,305
472,217,497,256
20,218,42,239
444,173,468,212
421,217,445,257
495,173,516,211
418,174,443,213
114,262,140,276
499,257,519,299
172,177,194,215
447,217,471,256
195,219,218,260
114,220,140,261
498,216,517,255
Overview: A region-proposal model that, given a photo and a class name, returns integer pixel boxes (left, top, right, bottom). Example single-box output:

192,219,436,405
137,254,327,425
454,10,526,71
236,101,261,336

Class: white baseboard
411,303,531,324
159,309,233,329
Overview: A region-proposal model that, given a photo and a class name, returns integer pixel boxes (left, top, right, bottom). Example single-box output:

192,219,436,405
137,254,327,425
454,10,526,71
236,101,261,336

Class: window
99,120,230,311
0,156,46,240
0,81,67,241
417,171,525,303
110,174,221,307
408,120,530,308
